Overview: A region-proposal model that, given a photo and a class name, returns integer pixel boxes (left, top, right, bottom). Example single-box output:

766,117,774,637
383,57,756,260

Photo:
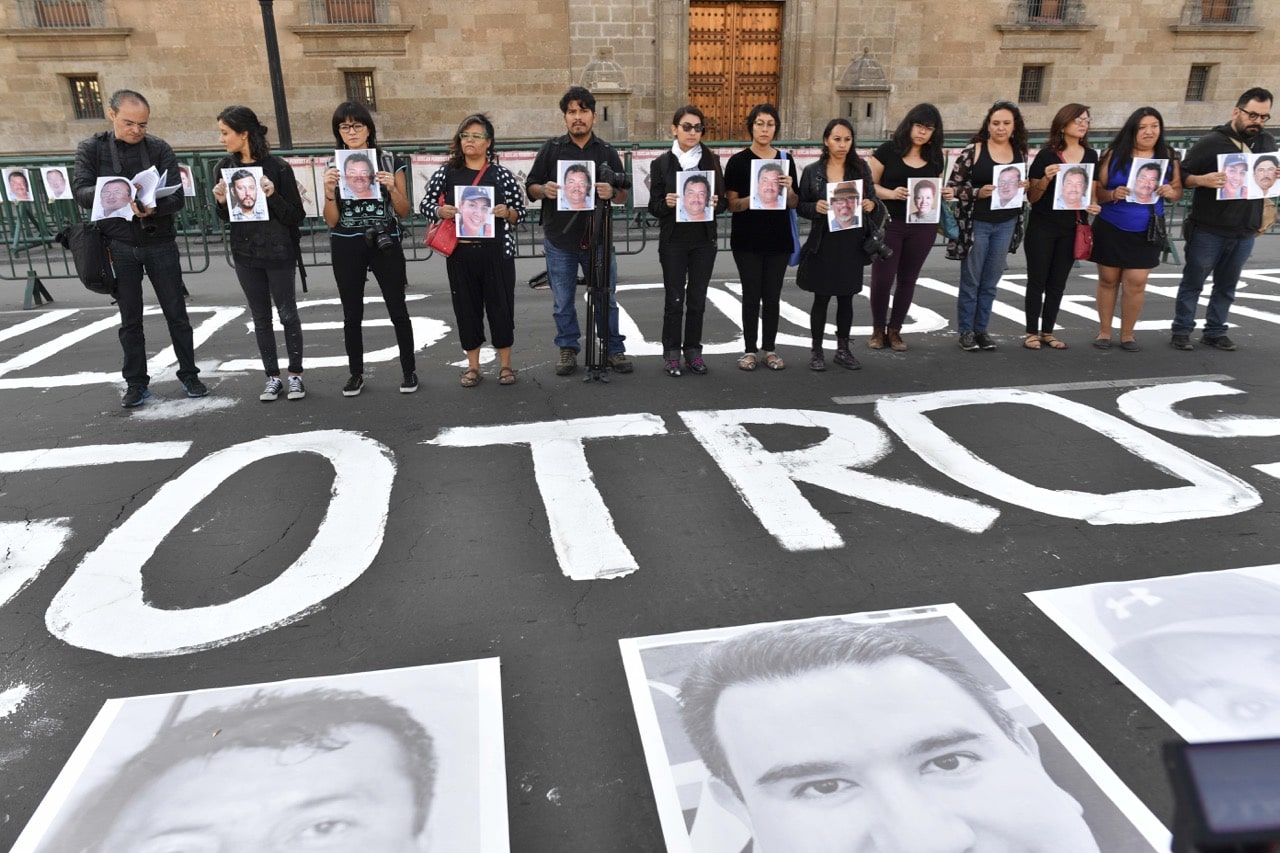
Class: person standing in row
212,105,306,401
72,89,207,407
323,101,418,396
525,86,632,377
647,105,726,377
797,119,876,372
1091,107,1182,352
724,104,797,372
421,114,527,387
868,103,950,352
1023,103,1099,350
947,100,1029,352
1172,87,1276,352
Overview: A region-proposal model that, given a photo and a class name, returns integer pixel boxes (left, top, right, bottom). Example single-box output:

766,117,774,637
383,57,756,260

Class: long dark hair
973,100,1028,160
891,103,945,171
817,118,866,179
447,114,499,169
1047,103,1090,153
1104,106,1174,176
217,105,270,163
331,101,378,150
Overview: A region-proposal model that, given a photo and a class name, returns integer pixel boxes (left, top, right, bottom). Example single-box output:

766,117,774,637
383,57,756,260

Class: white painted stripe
0,519,71,608
833,374,1236,406
0,442,191,472
0,309,77,345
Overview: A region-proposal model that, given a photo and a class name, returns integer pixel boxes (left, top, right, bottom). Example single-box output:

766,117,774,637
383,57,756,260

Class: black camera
597,163,632,191
863,227,892,262
364,221,398,252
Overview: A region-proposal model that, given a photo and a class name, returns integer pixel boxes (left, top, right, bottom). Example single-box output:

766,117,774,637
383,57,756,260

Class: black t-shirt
526,133,626,251
1028,146,1098,228
724,148,798,253
970,143,1023,224
871,141,943,222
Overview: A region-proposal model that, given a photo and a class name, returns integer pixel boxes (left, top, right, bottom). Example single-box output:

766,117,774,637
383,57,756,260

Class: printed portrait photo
827,179,862,231
1054,163,1095,211
455,184,496,238
222,166,269,222
12,659,510,853
1125,158,1167,205
40,167,73,201
337,148,379,201
676,170,715,223
749,159,787,210
177,164,195,197
557,160,596,211
988,163,1026,211
4,167,34,204
1247,152,1280,199
1030,563,1280,744
1216,152,1251,201
620,606,1170,853
90,176,135,222
907,177,941,223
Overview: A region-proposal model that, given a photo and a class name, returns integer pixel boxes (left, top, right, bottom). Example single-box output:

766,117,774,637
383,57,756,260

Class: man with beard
1172,87,1276,352
1252,153,1278,197
526,86,632,376
227,169,266,221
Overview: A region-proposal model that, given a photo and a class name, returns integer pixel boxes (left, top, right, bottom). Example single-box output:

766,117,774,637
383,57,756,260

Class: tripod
581,197,614,382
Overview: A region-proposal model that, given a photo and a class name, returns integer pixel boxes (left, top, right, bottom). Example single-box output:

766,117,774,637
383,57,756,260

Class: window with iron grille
314,0,385,23
20,0,103,27
344,71,377,111
1018,66,1046,104
1186,65,1212,102
1180,0,1251,24
1026,0,1065,21
68,75,104,120
1010,0,1085,25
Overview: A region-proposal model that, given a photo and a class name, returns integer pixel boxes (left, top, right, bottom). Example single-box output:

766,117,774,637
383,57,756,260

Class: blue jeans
1171,228,1255,338
957,218,1017,333
112,240,198,387
543,238,625,355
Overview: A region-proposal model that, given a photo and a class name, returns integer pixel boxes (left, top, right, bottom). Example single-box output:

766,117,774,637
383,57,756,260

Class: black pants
235,263,302,376
330,235,416,375
446,243,516,351
1023,217,1076,334
112,240,198,387
659,240,717,358
732,249,789,353
810,293,854,349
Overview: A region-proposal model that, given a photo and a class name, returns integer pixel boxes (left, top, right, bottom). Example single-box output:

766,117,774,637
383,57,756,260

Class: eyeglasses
338,123,366,133
118,119,148,132
678,122,704,133
459,132,489,141
1073,115,1092,125
912,123,936,132
1240,109,1272,123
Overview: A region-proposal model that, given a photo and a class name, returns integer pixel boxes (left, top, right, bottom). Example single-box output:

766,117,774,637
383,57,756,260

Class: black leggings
330,235,416,375
732,249,789,353
810,294,853,349
234,263,302,376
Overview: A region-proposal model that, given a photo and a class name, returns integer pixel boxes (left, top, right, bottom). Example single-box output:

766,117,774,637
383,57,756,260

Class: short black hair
564,162,591,181
679,620,1020,799
672,104,706,128
1236,88,1274,108
331,100,378,149
108,89,149,112
1254,154,1280,170
560,86,596,114
682,173,711,195
37,688,436,853
343,151,375,173
745,103,781,135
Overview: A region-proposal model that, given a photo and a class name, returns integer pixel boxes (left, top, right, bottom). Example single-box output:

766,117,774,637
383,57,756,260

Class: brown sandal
1023,334,1042,350
1040,334,1068,349
499,366,517,385
460,368,482,388
763,351,785,370
737,352,758,371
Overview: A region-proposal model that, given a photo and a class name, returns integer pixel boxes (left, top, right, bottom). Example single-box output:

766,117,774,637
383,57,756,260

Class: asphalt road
2,230,1279,851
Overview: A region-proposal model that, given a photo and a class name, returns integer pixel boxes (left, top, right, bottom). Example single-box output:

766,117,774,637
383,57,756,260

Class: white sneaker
260,376,284,402
287,375,306,400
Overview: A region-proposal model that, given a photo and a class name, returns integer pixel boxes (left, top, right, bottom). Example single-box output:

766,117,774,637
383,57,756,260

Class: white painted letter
1117,380,1280,438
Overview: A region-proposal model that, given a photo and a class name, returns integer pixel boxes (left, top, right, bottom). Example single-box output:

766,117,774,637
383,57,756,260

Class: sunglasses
678,122,704,133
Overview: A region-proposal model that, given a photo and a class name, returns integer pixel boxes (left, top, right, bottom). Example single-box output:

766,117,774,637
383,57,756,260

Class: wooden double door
688,1,784,141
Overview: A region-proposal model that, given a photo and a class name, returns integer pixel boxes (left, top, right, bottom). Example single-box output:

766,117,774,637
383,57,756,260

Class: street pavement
2,229,1279,850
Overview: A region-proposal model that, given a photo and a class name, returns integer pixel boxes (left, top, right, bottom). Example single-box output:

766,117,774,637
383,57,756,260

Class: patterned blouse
419,161,527,258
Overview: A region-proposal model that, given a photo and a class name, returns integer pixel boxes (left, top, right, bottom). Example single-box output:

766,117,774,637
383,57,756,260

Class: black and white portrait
13,659,509,853
1030,564,1280,743
620,606,1168,853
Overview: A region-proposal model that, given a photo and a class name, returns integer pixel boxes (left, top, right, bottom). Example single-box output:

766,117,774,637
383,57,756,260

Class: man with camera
72,89,207,407
526,86,632,376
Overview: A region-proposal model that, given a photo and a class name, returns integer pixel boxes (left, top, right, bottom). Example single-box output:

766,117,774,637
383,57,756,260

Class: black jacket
214,155,305,268
646,147,728,245
1182,123,1277,237
72,131,185,246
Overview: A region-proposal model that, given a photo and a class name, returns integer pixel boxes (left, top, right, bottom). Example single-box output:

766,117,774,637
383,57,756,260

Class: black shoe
121,385,150,408
684,355,708,375
183,378,209,398
1199,334,1236,351
400,372,419,393
1170,334,1194,351
958,332,979,351
974,332,996,351
342,374,364,397
809,350,826,371
832,348,862,370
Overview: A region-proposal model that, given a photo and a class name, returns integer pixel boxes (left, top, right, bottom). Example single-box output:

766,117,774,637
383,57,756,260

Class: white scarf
672,140,702,170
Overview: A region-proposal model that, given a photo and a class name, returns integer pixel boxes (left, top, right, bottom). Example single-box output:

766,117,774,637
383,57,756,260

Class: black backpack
56,221,116,295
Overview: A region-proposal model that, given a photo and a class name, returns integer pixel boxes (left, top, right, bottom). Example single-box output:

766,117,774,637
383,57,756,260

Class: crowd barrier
0,137,1272,308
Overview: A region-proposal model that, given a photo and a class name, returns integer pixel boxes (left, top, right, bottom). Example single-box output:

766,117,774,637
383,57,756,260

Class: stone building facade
0,0,1273,155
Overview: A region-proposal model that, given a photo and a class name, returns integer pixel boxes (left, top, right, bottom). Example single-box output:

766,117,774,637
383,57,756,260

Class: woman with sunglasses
724,103,798,371
647,105,727,376
420,114,526,387
323,101,417,396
